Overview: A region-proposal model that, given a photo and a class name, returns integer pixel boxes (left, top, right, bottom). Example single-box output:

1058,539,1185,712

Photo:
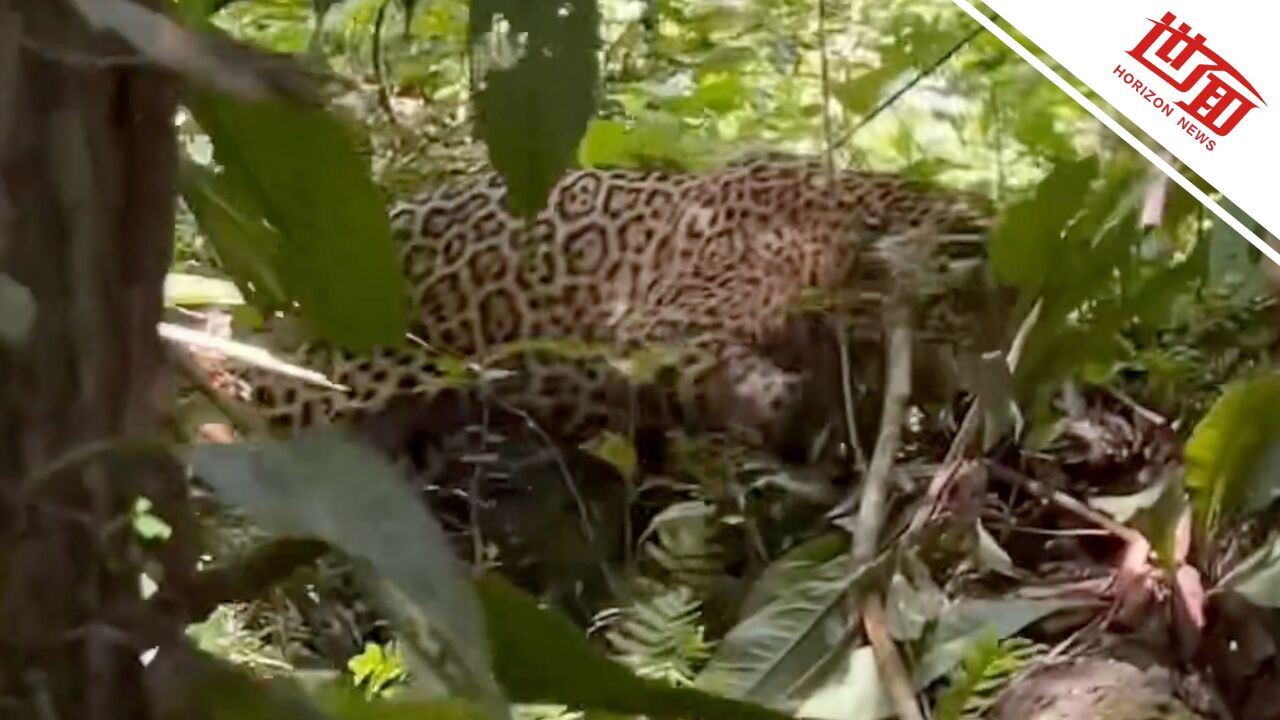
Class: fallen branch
863,593,923,720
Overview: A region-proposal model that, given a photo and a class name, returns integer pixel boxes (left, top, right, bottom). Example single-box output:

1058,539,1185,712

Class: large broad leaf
989,155,1099,294
180,161,288,311
695,547,872,707
190,430,505,718
913,598,1087,688
1185,374,1280,536
187,93,407,351
469,0,599,216
476,575,792,720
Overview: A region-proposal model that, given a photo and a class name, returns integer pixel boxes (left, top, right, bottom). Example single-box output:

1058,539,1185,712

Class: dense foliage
29,0,1280,718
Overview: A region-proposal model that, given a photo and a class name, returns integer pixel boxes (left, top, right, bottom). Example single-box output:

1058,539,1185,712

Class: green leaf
469,0,599,217
584,431,637,479
578,119,634,168
933,635,1041,720
1219,535,1280,607
187,93,407,351
190,429,505,717
476,575,792,720
693,71,746,113
179,161,288,311
1185,374,1280,536
989,155,1099,293
835,65,901,117
695,550,871,705
348,642,409,699
132,497,174,541
737,533,848,618
913,598,1086,689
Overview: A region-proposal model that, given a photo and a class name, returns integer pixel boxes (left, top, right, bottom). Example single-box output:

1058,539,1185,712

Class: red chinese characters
1127,11,1265,136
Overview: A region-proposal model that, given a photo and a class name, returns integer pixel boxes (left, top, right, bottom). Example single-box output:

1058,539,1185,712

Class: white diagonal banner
954,0,1280,266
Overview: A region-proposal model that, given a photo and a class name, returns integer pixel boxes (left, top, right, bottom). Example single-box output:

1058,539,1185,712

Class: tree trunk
0,1,183,717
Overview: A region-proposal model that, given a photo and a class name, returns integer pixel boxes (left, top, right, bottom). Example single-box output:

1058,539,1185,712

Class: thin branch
834,25,983,149
863,594,925,720
851,294,911,564
985,463,1138,542
371,0,399,126
853,285,924,720
816,0,836,175
835,318,869,475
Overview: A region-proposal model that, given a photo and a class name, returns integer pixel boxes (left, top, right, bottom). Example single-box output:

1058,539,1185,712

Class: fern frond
641,501,723,593
933,634,1043,720
602,586,714,687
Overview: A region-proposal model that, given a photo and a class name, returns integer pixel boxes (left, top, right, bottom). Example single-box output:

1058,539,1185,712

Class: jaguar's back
218,156,992,463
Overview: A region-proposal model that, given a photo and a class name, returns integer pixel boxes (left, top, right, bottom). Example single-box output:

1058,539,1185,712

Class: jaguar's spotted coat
215,156,992,462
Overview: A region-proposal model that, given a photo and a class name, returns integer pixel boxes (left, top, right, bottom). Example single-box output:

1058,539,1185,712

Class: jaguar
201,155,993,469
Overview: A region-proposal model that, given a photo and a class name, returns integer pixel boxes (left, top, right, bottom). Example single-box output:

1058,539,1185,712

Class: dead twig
985,463,1138,541
852,287,925,720
852,297,912,564
836,317,870,476
863,594,924,720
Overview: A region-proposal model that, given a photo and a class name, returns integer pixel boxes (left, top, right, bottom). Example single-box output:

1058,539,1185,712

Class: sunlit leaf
693,71,746,113
1185,374,1280,536
835,65,901,117
990,155,1098,293
187,93,407,351
469,0,599,216
165,272,246,307
578,119,634,168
